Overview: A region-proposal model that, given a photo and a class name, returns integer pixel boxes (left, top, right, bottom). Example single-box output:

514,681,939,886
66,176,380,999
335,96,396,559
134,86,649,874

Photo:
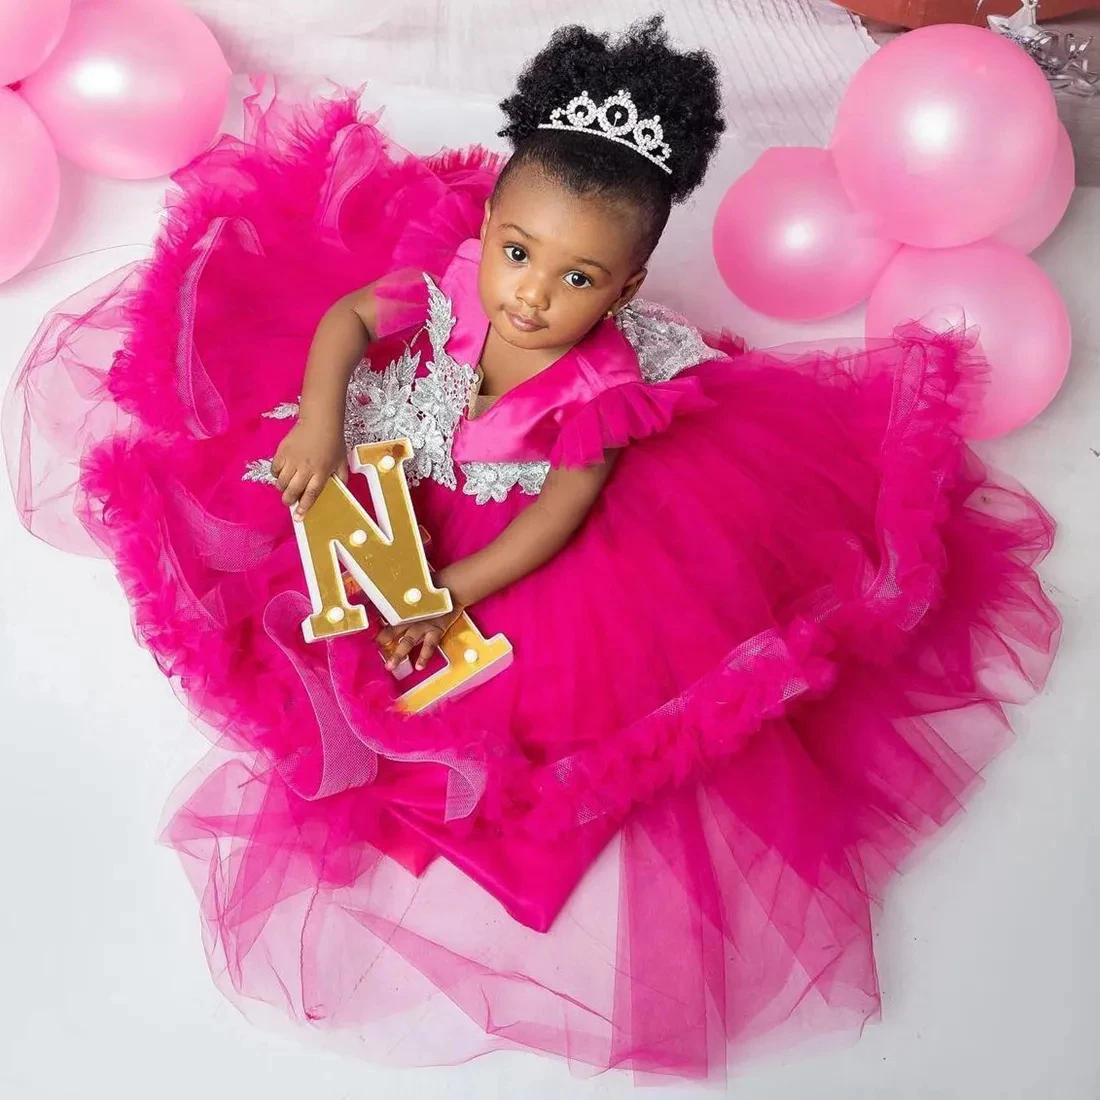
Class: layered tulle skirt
2,88,1059,1080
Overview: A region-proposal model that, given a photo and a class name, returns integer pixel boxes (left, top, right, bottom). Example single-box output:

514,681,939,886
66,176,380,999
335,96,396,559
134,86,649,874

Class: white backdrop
181,0,877,146
1,4,1099,1099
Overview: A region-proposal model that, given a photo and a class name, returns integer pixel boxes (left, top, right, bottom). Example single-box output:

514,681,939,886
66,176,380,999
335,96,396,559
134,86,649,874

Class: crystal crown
537,89,672,174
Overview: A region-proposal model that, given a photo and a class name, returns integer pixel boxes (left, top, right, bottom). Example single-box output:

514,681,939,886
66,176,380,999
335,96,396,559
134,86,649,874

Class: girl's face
478,164,648,353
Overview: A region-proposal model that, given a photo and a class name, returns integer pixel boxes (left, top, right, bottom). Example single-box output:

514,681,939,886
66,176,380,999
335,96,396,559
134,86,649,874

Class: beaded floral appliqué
457,301,721,502
243,275,475,490
460,460,551,505
243,286,719,501
340,276,475,491
617,300,725,382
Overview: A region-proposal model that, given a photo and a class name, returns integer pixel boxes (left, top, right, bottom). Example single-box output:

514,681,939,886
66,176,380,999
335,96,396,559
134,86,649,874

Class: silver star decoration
988,1,1098,97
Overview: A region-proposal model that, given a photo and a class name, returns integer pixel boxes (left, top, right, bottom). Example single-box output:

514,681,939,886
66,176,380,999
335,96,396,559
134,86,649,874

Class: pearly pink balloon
0,0,71,86
19,0,231,180
866,242,1070,439
713,147,898,321
0,89,61,284
833,24,1059,249
992,124,1075,253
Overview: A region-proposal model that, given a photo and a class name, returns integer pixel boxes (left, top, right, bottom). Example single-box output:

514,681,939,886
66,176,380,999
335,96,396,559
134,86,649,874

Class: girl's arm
273,284,379,515
379,456,618,670
440,458,617,605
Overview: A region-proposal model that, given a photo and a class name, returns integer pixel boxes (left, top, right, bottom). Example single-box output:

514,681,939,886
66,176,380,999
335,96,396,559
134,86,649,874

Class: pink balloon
0,0,70,86
833,25,1059,249
713,147,899,321
866,242,1070,439
19,0,231,180
992,124,1075,254
0,89,61,284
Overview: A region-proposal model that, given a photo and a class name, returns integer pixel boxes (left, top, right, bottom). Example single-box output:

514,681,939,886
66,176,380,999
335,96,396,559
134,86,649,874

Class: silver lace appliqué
263,401,300,420
240,403,304,485
454,301,720,503
616,299,725,383
460,460,551,505
343,277,475,491
243,289,720,502
243,274,475,492
243,458,278,486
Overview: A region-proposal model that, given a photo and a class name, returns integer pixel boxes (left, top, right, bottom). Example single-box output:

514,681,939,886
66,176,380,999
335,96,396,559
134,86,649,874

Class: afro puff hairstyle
496,16,725,260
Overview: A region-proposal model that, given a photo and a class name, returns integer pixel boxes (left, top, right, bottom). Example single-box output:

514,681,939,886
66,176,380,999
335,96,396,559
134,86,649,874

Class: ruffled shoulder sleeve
370,146,501,339
549,301,722,469
549,375,713,469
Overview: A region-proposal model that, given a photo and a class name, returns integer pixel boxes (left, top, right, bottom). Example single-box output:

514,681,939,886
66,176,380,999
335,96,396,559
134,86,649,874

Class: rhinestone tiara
537,89,672,174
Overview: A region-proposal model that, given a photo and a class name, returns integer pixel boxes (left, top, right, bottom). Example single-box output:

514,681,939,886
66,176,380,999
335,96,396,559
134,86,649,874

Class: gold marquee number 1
293,439,513,713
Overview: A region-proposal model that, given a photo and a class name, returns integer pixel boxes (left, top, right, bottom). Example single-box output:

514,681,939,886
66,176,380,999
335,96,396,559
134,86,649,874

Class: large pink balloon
833,25,1059,249
0,0,71,86
713,147,899,321
866,243,1070,439
19,0,231,180
0,90,61,284
992,124,1075,254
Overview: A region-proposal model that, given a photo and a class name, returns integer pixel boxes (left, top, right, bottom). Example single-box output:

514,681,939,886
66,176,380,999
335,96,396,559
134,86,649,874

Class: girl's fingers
295,474,328,517
386,630,419,672
416,629,443,671
282,471,309,508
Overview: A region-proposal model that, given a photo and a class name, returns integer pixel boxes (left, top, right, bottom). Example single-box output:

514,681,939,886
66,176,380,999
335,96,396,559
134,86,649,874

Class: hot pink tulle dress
3,89,1060,1081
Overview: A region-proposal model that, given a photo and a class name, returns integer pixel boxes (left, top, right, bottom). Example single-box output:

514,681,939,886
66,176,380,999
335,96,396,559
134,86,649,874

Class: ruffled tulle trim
488,324,1054,838
797,322,981,655
373,147,506,338
102,81,502,437
549,375,715,468
107,87,363,433
4,84,506,800
488,618,838,835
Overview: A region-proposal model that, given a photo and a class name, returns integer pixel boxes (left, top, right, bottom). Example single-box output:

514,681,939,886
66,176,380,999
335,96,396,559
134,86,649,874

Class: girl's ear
479,199,492,242
612,267,647,313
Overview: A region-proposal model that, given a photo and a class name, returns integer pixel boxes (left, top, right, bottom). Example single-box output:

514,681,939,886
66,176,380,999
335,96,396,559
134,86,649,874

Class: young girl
6,18,1059,1082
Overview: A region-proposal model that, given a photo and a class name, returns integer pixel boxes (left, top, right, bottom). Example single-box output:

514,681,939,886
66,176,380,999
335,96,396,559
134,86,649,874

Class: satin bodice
439,239,649,466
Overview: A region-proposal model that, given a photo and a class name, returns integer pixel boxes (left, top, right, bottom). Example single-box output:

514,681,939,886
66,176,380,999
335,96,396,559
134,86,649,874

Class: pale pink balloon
0,0,71,86
0,89,61,284
713,147,898,321
866,242,1070,439
833,24,1059,249
19,0,231,180
992,124,1075,253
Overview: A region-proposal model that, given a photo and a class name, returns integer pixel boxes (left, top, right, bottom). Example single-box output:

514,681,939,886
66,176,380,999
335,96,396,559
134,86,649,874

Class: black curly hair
496,17,725,262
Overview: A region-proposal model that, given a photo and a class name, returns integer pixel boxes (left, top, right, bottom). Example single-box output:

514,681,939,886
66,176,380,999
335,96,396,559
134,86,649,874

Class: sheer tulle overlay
3,88,1059,1081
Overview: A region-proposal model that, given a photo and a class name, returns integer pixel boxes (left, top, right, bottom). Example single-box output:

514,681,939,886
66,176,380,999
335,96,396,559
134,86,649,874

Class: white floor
1,83,1099,1100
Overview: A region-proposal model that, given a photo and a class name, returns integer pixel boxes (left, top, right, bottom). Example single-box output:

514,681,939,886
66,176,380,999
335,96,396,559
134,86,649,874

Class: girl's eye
564,271,592,289
504,245,527,264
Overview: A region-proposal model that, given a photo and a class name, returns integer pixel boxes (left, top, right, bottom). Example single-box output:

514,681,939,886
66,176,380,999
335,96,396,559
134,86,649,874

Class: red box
838,1,1090,30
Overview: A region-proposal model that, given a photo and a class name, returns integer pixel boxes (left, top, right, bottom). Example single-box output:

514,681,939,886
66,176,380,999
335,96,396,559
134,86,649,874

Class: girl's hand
272,418,349,516
377,609,463,673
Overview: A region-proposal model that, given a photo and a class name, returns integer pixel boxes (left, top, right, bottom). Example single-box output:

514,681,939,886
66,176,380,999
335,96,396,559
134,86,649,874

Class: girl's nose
515,273,550,313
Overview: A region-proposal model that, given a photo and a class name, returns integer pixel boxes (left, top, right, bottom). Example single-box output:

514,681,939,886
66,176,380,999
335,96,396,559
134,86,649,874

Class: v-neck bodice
439,239,650,466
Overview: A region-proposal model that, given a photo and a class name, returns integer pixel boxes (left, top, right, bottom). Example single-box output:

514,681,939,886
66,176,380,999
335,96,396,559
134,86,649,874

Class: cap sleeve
548,299,727,469
549,375,713,469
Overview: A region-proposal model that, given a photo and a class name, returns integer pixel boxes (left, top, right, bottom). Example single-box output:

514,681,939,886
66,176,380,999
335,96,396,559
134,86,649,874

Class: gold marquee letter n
294,439,451,642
